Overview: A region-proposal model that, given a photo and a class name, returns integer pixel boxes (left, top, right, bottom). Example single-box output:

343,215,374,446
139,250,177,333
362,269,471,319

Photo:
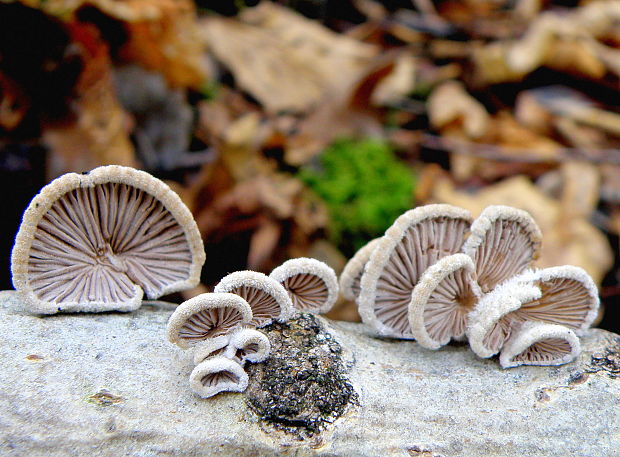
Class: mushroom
11,165,205,314
189,356,249,398
467,265,598,358
408,254,482,349
225,327,271,364
339,238,381,303
462,205,542,294
193,334,231,365
511,266,600,334
167,293,253,349
499,322,581,368
213,271,294,327
270,258,339,314
467,281,543,358
358,204,472,338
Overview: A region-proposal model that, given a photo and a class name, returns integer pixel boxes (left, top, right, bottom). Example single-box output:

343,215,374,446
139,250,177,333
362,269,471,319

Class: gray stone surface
0,290,618,457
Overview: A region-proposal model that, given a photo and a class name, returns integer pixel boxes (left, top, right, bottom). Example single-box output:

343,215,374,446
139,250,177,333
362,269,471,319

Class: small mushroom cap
189,356,249,398
511,265,600,336
214,271,294,327
359,204,472,339
270,257,338,314
499,322,581,369
11,165,205,314
339,238,381,302
226,327,271,364
167,293,253,349
462,205,542,293
467,281,542,358
193,334,231,365
408,253,482,349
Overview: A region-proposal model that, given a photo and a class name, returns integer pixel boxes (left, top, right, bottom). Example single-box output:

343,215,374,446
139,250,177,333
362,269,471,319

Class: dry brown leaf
20,0,207,88
200,2,377,113
428,81,490,139
431,175,612,285
247,216,281,271
42,22,136,179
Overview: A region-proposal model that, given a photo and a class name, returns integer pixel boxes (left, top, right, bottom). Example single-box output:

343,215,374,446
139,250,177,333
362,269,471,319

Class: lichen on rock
245,313,357,439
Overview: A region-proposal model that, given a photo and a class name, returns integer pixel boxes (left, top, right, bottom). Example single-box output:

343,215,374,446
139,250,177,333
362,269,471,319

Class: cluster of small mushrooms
10,166,600,401
166,259,338,398
10,164,339,398
340,204,599,368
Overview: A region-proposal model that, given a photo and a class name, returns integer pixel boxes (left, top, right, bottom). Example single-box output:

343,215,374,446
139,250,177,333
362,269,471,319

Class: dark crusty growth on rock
587,337,620,379
245,313,357,439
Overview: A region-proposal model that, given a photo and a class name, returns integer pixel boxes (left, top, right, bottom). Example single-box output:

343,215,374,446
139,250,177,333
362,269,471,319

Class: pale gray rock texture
0,290,618,457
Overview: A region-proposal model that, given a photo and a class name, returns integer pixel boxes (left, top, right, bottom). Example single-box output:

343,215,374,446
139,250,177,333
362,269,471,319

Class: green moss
299,138,415,255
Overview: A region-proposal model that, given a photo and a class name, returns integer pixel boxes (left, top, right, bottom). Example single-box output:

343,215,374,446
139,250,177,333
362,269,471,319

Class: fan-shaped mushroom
358,204,472,338
511,266,599,335
408,254,482,349
339,238,381,302
270,258,338,314
462,205,542,293
468,265,598,358
467,281,543,358
167,293,253,349
189,356,249,398
499,322,581,368
11,165,205,314
214,271,294,327
225,328,271,364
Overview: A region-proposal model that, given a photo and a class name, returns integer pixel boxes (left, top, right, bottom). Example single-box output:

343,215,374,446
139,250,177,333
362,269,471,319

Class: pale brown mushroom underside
281,273,329,311
512,338,573,364
373,216,470,336
28,182,192,304
470,219,539,293
178,307,246,342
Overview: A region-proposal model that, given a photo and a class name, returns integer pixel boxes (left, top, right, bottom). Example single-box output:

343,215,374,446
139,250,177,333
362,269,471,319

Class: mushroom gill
358,204,472,339
189,357,249,398
226,328,271,364
467,281,542,358
270,258,339,314
462,205,542,293
12,166,205,314
499,322,581,368
511,266,599,335
214,271,293,327
167,293,253,349
409,254,481,349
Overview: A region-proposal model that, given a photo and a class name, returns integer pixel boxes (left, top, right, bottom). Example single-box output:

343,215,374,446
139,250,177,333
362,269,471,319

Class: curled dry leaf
428,81,490,139
189,356,248,398
214,271,294,327
201,2,377,113
499,322,581,369
12,165,205,314
358,204,472,339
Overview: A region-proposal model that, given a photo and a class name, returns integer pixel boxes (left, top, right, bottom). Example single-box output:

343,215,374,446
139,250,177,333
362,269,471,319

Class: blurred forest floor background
2,0,620,332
